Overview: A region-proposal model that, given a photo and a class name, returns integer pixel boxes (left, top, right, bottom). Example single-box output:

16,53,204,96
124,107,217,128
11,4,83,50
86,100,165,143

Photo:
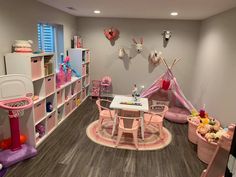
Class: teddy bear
198,124,211,136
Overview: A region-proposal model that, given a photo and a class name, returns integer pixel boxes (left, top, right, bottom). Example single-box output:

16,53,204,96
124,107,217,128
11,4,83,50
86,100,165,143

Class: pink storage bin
72,96,77,110
75,79,81,93
47,112,56,132
31,57,42,79
65,100,72,116
82,88,86,100
196,131,218,164
45,75,55,96
187,117,199,144
82,65,86,76
57,90,63,105
34,99,46,123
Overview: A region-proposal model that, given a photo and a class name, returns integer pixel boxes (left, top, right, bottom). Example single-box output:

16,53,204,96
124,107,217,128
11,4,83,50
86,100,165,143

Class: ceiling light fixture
170,12,178,16
94,10,101,14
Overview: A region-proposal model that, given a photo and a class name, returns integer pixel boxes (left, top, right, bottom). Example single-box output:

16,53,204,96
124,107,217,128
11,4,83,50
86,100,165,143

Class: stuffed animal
46,102,53,112
36,123,45,138
198,124,211,135
205,132,216,142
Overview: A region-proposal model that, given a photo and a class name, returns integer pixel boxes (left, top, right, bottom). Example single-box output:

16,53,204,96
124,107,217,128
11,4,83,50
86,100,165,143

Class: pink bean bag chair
165,106,190,124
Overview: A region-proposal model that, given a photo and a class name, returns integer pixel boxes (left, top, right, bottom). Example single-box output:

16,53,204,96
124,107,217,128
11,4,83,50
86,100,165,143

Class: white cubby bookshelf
4,50,90,147
68,48,90,98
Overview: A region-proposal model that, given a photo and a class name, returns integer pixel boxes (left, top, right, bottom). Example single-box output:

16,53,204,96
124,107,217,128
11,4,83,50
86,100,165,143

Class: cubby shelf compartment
46,93,56,113
57,89,64,107
45,74,55,96
57,105,65,123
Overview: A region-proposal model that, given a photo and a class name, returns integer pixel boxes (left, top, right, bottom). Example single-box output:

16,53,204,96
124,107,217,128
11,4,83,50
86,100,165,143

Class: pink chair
96,99,115,132
115,110,141,149
101,76,112,94
144,104,168,139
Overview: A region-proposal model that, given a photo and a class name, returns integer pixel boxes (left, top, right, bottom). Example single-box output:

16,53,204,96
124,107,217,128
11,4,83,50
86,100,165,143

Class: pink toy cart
101,76,112,96
0,74,37,170
90,80,101,98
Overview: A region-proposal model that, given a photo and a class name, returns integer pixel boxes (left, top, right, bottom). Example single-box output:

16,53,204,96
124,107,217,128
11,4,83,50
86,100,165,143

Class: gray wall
0,0,78,75
191,8,236,126
77,17,201,97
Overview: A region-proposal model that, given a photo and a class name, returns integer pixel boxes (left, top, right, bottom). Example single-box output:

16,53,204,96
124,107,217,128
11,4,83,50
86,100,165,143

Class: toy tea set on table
120,84,143,106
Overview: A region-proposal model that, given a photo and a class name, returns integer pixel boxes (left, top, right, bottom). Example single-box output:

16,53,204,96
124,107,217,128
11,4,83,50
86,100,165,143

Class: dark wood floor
5,99,206,177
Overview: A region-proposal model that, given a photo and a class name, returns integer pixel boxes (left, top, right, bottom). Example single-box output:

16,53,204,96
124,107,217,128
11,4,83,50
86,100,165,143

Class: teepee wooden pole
161,58,169,69
170,58,181,70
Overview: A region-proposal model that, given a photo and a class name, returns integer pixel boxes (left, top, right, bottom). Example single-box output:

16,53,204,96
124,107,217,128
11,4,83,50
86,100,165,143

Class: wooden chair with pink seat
115,110,141,149
96,99,115,132
144,104,168,139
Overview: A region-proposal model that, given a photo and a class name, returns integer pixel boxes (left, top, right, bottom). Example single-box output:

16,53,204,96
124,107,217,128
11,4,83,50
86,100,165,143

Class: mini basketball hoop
0,97,33,151
0,97,33,117
0,74,37,169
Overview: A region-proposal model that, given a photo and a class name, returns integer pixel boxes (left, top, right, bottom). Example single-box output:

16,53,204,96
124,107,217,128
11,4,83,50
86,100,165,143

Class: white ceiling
38,0,236,20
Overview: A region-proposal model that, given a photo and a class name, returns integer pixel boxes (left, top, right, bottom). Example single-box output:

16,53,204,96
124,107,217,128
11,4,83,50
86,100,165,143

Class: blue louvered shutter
37,23,55,52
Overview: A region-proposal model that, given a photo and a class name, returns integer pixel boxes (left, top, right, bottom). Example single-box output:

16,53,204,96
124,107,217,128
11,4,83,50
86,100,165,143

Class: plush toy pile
189,108,226,143
13,40,33,53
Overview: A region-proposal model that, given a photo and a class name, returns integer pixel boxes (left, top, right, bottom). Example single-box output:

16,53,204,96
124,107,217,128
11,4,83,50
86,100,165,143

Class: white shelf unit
4,52,90,147
68,48,90,99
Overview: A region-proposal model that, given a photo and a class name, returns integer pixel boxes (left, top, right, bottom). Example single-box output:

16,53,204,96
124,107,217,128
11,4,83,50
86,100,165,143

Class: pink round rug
86,120,172,151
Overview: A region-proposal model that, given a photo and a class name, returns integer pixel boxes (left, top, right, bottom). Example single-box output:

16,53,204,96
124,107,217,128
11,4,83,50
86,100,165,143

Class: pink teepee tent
141,58,195,123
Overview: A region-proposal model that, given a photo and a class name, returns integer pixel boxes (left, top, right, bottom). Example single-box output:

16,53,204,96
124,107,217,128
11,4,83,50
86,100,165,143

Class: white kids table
110,95,149,140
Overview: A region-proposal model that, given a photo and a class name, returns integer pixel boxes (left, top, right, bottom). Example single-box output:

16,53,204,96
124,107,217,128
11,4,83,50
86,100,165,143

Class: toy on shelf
0,135,27,150
56,55,81,88
13,40,33,53
76,98,81,106
72,36,83,48
56,65,66,88
46,102,53,112
0,75,37,171
90,80,101,98
32,95,39,101
35,123,46,138
132,84,140,101
101,76,112,95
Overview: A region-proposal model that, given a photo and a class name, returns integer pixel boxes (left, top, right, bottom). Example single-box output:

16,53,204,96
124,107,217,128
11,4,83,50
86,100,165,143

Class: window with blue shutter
37,23,55,53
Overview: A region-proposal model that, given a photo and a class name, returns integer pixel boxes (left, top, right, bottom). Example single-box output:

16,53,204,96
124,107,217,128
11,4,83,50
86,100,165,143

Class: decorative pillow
164,106,190,124
14,47,32,53
13,40,33,48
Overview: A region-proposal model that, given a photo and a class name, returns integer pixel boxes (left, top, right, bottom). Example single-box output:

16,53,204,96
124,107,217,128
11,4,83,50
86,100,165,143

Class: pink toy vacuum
0,75,37,175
